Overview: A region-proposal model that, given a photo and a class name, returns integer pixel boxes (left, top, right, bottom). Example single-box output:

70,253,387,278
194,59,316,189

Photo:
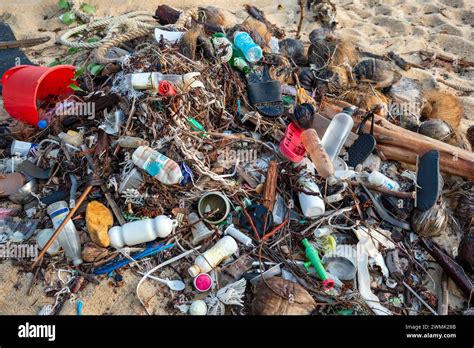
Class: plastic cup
1,65,76,127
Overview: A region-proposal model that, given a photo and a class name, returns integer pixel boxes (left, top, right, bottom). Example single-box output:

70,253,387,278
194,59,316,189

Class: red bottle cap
193,273,212,292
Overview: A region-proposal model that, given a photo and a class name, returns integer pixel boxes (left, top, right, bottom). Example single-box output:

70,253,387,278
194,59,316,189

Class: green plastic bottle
229,44,251,74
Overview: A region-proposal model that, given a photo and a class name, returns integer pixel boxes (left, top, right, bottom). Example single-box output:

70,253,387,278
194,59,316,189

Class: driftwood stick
296,0,306,40
262,160,278,211
319,100,474,180
0,36,50,50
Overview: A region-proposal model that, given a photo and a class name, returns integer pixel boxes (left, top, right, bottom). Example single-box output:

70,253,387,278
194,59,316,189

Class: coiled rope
58,9,198,64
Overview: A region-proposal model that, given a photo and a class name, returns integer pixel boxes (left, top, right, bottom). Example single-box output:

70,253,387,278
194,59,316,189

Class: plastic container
320,107,355,162
132,146,183,185
295,158,325,218
368,171,400,191
108,215,177,248
188,236,238,277
198,192,231,224
279,123,306,163
1,65,76,128
10,140,38,157
233,31,263,63
126,72,204,91
188,212,214,245
224,224,254,247
47,201,83,266
300,128,335,179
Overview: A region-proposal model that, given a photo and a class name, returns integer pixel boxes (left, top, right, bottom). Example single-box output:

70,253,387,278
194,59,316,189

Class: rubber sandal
416,150,441,212
247,65,284,118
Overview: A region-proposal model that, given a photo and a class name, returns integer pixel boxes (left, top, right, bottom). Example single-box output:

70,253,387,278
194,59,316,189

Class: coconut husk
421,90,463,130
251,277,316,315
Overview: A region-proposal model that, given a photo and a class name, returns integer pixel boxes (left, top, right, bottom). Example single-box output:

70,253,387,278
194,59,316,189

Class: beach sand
0,0,472,315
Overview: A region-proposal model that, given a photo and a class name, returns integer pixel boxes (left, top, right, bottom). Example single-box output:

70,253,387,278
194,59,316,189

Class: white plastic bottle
295,158,325,218
224,224,254,247
321,107,355,162
132,146,183,185
367,171,400,191
108,215,177,248
47,201,83,266
188,236,238,277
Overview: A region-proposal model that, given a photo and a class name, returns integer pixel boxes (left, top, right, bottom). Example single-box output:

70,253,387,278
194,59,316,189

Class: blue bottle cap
37,120,47,129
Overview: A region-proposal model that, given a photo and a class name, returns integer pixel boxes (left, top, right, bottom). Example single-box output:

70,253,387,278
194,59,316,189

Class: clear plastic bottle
188,236,238,276
295,158,325,218
300,129,335,179
47,201,83,266
233,31,263,63
320,107,355,162
132,146,183,185
108,215,177,248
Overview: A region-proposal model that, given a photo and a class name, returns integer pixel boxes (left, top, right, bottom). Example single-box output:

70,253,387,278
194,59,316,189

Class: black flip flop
247,65,284,118
416,150,441,211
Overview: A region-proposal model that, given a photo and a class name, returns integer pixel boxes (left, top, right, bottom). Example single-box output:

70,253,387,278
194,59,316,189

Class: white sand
0,0,472,314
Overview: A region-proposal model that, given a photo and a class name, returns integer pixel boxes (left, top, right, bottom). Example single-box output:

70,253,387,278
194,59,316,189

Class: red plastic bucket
1,65,76,128
279,122,306,163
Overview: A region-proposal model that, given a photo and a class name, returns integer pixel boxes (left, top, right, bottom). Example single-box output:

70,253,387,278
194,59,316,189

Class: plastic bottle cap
193,273,212,292
37,120,47,129
342,106,356,115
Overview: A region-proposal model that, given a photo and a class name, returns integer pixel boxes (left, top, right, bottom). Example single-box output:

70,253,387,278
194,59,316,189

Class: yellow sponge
86,201,113,247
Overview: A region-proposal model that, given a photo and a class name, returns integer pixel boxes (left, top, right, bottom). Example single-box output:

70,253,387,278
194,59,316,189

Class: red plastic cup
279,122,306,162
1,65,76,128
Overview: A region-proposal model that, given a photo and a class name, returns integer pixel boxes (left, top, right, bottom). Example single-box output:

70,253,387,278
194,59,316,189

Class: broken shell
353,58,401,89
251,277,316,315
418,119,453,141
278,38,306,65
411,199,449,238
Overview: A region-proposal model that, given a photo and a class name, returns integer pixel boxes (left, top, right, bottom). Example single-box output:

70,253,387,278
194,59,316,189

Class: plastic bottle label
49,207,69,229
143,152,168,177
